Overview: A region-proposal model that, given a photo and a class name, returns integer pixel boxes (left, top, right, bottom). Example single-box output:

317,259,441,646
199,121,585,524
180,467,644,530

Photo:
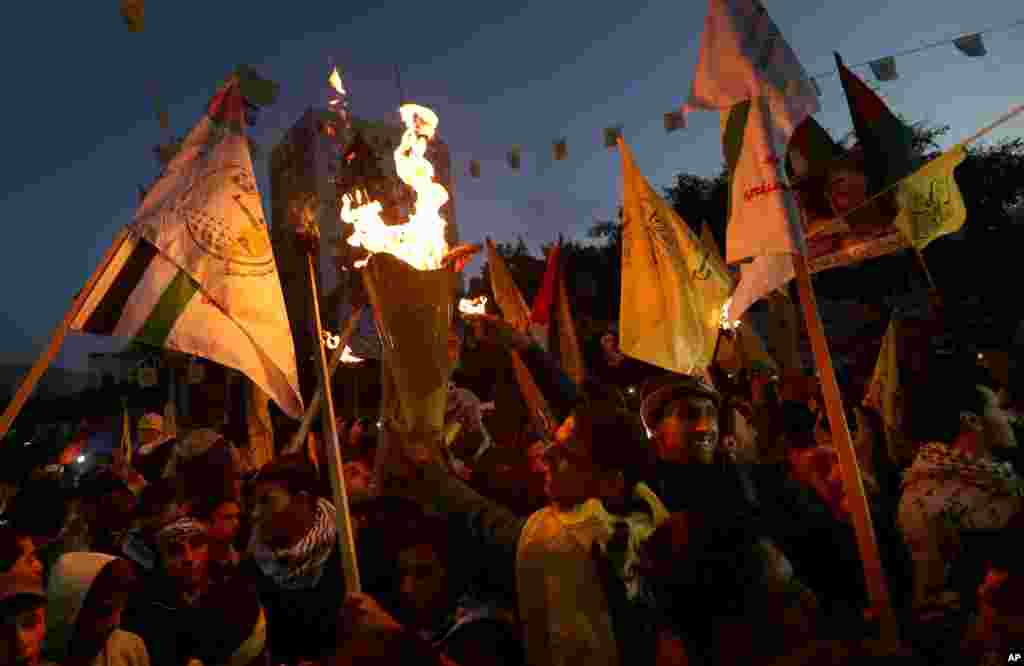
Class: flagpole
283,307,363,456
304,252,361,593
793,251,899,646
0,227,132,441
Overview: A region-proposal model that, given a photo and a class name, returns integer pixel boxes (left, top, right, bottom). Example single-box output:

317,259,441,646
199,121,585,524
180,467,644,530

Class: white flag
92,80,304,418
687,0,818,322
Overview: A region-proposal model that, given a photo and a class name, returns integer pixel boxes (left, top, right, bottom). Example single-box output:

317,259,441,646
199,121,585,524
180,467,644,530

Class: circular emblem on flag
180,163,276,277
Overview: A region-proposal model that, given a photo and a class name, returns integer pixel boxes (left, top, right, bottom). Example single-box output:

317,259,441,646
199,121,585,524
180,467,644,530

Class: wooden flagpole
304,252,361,593
0,227,132,441
793,251,899,645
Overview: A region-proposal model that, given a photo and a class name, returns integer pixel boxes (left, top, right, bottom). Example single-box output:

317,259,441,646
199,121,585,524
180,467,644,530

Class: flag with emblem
619,139,732,374
71,79,303,418
891,144,968,249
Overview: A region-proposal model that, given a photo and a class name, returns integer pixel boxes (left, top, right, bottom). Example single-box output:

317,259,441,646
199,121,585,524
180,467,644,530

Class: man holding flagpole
681,0,901,646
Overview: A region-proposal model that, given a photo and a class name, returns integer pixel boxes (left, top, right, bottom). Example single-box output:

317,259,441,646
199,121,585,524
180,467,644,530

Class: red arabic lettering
743,181,789,201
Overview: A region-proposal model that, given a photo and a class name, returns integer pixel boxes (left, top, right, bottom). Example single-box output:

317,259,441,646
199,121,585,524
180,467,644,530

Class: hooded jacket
45,552,150,666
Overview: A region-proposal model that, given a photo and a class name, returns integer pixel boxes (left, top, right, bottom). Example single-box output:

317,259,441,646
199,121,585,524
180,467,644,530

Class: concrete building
270,109,460,392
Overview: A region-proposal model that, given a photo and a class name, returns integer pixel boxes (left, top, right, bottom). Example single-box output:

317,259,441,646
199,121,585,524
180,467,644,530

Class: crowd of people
1,303,1023,665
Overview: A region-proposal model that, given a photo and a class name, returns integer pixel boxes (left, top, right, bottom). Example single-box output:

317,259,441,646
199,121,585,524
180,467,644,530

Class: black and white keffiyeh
251,497,337,591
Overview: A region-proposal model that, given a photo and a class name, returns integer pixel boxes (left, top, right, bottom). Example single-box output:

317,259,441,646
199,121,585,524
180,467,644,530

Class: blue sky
0,0,1021,370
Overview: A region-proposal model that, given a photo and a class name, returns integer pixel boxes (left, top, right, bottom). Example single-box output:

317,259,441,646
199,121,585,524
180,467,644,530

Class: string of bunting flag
456,16,1024,179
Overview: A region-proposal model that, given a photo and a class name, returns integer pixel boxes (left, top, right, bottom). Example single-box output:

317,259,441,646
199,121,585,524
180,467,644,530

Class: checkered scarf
250,498,337,591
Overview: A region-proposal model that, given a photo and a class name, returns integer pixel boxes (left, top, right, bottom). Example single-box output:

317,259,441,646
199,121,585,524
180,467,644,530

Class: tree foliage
467,122,1023,344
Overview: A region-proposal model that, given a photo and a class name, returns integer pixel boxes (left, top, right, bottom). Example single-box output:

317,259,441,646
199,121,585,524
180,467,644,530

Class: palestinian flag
72,79,301,418
835,52,918,194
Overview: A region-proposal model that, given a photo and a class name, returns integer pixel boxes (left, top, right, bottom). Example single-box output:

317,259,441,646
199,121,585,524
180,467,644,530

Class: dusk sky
1,0,1021,371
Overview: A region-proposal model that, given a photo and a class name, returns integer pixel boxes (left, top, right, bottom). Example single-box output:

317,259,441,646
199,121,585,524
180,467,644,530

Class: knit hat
138,413,164,432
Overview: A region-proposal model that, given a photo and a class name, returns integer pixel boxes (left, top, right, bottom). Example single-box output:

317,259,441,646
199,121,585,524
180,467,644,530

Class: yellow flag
700,222,730,282
510,350,556,439
619,139,732,373
555,254,586,388
863,320,911,464
893,144,968,249
485,239,556,439
121,0,144,32
485,239,531,332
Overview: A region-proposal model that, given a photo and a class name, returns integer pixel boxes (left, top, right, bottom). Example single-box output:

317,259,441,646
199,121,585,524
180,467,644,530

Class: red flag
529,242,561,351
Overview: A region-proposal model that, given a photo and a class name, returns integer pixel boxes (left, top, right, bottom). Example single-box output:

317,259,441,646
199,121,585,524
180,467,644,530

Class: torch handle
305,253,361,594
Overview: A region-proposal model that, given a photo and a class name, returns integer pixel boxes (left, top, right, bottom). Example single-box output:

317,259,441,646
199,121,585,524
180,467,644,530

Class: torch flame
340,345,364,365
328,67,346,96
341,104,449,271
719,298,742,331
459,296,488,316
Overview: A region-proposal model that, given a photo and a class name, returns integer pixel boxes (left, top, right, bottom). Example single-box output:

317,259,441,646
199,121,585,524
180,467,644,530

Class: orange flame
459,296,488,316
341,104,449,271
340,345,364,365
328,67,346,106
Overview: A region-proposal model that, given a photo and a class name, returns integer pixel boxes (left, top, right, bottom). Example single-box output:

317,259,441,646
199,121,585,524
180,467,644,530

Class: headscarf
250,498,337,591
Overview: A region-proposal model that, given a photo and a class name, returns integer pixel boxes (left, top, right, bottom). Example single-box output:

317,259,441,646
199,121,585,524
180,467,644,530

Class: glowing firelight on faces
341,104,450,271
458,296,488,316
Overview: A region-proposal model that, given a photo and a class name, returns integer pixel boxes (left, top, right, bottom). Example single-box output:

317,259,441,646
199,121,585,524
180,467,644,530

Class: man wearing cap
0,573,51,666
640,374,758,522
133,413,176,484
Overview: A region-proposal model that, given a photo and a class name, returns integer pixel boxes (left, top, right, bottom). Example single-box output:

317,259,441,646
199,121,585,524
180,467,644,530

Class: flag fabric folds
485,241,556,440
835,53,918,195
685,0,819,119
891,144,968,249
486,239,532,332
686,0,818,323
72,80,303,418
863,319,911,464
529,243,561,351
619,139,732,374
554,251,586,388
